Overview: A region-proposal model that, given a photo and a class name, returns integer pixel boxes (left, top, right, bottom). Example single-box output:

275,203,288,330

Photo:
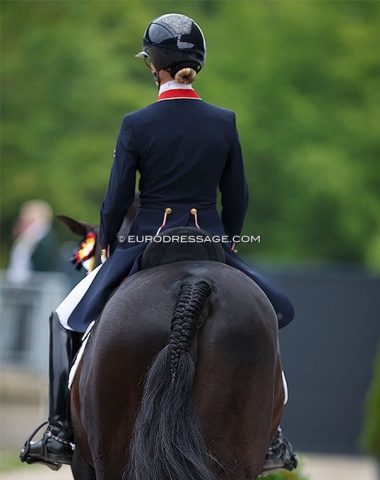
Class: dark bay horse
58,213,285,480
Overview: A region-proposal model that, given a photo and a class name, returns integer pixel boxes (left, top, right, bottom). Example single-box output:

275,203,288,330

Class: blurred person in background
5,200,56,357
7,199,56,286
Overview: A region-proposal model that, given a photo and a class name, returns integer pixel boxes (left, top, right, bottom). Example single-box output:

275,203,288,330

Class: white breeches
282,371,289,405
56,264,103,331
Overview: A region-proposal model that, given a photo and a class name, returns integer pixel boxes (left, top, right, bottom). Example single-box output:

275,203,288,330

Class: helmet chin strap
152,70,161,89
143,56,161,89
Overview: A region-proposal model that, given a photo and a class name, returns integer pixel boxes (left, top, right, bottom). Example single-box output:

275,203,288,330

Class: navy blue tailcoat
68,92,294,332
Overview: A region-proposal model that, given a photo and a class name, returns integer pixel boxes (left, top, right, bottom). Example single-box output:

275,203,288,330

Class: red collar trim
157,89,201,101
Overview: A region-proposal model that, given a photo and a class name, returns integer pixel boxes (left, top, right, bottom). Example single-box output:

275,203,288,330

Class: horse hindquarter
71,262,283,480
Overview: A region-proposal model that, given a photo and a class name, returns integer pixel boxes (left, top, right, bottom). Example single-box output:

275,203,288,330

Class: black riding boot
260,426,298,475
20,312,81,471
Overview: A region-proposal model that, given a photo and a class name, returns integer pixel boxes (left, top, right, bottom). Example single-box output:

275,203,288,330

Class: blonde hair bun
174,67,197,85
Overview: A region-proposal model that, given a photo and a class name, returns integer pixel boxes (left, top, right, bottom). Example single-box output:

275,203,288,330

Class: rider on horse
20,13,297,474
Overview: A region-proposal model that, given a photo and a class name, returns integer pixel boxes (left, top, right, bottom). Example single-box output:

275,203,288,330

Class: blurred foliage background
360,342,380,457
1,0,380,269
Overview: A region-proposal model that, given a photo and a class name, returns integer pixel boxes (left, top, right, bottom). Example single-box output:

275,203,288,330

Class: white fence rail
0,271,71,374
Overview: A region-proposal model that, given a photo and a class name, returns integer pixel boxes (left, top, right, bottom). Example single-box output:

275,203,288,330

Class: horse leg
71,363,98,479
71,449,96,480
76,354,141,480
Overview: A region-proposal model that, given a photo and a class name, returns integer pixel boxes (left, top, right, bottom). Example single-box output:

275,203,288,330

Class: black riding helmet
135,13,206,76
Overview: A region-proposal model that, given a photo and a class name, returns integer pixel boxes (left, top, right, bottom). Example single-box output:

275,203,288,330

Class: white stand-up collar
159,80,194,95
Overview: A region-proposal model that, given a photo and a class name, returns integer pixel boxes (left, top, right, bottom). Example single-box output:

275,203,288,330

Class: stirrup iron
20,421,62,471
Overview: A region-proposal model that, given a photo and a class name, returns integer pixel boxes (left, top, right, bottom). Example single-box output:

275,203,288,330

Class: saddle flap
140,227,225,270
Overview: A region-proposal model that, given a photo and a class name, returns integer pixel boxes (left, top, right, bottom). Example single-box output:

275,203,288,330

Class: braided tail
125,277,214,480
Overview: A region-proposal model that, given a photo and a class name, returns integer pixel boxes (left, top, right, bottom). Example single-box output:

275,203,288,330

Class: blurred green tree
1,1,379,269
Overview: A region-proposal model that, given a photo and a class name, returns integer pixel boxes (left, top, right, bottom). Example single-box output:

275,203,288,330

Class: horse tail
125,277,215,480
